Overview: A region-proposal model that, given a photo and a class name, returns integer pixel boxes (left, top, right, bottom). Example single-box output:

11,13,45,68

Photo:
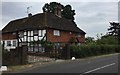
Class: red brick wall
46,29,85,43
2,33,16,40
2,29,85,43
77,35,85,43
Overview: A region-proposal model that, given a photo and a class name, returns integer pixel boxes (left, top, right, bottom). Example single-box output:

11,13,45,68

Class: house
2,6,86,52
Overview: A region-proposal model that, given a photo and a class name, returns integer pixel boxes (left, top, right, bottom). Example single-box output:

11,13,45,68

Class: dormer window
53,30,60,36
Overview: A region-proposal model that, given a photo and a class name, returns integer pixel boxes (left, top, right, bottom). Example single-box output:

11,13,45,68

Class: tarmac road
23,53,119,74
2,53,119,75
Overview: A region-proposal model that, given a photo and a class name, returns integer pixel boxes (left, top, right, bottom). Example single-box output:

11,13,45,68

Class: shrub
70,44,120,58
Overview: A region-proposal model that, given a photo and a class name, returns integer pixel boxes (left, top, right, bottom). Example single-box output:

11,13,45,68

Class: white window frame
53,30,60,36
77,34,81,37
13,40,16,47
7,41,11,46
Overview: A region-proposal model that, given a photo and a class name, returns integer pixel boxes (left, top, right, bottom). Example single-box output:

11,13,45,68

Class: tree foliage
96,35,118,45
61,5,75,22
42,2,75,22
42,2,64,13
85,37,95,44
108,22,120,36
108,22,120,44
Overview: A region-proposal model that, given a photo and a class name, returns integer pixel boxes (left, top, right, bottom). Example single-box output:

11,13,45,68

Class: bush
70,44,120,58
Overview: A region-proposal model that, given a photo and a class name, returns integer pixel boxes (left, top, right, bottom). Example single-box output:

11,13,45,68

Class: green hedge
70,45,120,58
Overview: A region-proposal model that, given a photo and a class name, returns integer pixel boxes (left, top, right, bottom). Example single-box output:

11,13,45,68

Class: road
3,53,119,75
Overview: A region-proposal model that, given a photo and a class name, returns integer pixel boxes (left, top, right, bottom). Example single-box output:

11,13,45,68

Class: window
77,34,81,37
53,30,60,36
7,41,11,46
13,41,16,46
34,36,38,41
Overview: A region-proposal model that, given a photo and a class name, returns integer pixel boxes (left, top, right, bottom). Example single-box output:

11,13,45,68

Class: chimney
28,13,32,17
54,5,61,17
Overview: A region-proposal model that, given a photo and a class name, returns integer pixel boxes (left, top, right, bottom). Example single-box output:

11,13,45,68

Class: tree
108,22,120,44
61,5,75,22
42,2,64,13
96,35,118,45
108,22,120,36
85,37,95,44
42,2,75,22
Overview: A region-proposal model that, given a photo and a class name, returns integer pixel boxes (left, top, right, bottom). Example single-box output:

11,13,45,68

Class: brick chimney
54,5,61,17
28,13,32,17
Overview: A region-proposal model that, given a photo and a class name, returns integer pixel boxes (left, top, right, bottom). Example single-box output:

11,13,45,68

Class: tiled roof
2,13,86,34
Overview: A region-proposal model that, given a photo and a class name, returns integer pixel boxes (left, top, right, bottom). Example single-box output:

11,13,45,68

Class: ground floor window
13,40,17,46
7,41,11,46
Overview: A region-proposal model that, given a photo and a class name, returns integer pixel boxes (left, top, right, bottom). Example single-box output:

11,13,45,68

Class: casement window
53,30,60,36
77,34,81,37
13,40,16,46
7,41,11,46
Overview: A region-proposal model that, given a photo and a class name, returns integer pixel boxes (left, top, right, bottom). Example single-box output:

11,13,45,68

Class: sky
0,0,119,39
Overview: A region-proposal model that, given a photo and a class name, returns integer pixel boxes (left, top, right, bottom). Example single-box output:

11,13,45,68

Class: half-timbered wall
18,30,46,52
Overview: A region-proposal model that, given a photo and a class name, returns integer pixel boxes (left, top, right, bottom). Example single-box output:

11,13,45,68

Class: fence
2,45,27,66
2,44,72,65
27,44,71,60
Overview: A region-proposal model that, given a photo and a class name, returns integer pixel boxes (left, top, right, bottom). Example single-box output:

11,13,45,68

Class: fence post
62,44,71,59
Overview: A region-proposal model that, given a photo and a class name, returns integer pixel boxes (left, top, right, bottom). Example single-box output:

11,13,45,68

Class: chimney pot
28,13,32,17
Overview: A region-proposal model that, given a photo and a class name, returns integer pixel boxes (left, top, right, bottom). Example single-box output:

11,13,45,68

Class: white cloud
0,1,118,39
1,0,119,2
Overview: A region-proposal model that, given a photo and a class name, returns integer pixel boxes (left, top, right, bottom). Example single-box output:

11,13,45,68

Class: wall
3,39,17,50
2,33,16,40
46,29,85,43
2,33,17,49
2,46,28,66
19,30,46,42
2,30,46,50
77,35,85,43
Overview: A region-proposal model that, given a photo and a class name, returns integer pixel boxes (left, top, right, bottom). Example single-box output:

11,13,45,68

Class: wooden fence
2,45,27,66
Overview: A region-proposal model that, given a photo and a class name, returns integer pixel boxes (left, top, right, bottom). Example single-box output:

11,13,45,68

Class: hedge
70,45,120,58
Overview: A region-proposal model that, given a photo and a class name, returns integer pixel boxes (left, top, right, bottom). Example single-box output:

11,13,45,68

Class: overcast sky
1,0,119,38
